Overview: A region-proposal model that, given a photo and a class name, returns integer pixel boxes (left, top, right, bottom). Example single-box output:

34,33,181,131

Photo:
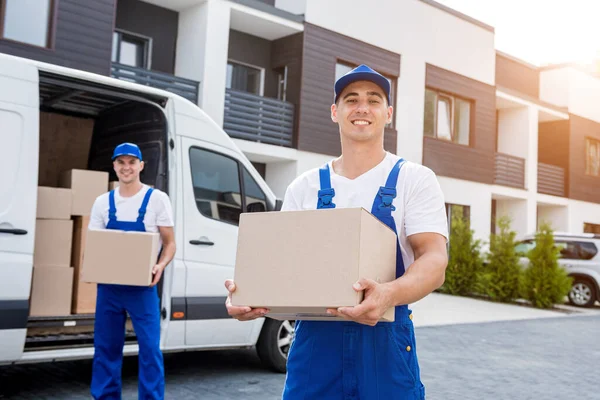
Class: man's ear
140,161,145,172
387,105,393,124
331,103,338,123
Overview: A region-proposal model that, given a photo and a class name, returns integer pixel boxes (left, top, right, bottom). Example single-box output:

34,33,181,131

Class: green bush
440,211,482,296
478,216,521,302
521,222,572,309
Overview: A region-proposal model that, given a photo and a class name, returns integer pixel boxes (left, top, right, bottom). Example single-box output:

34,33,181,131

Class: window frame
584,136,600,177
0,0,57,49
226,59,265,97
334,60,398,129
424,87,473,146
187,146,271,227
112,28,152,69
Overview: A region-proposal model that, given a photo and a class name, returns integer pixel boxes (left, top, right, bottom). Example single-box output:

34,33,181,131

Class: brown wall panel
569,115,600,203
298,23,400,156
423,64,497,182
272,32,303,147
115,0,178,74
495,53,539,98
0,0,115,75
423,137,495,184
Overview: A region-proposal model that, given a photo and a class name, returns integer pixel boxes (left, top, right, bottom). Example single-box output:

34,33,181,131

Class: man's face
331,80,393,144
113,155,144,184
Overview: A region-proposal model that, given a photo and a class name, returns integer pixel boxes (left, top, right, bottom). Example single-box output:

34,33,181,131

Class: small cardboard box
29,266,74,316
231,208,397,322
59,169,109,216
82,229,160,286
71,216,97,314
36,186,72,220
33,219,73,267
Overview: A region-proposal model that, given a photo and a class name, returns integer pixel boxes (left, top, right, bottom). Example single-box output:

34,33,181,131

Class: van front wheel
256,319,295,373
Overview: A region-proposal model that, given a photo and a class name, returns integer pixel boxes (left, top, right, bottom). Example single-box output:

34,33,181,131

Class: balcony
223,89,294,147
494,153,525,189
110,63,200,104
538,163,565,197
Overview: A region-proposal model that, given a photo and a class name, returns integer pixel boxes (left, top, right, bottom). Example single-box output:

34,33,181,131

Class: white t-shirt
281,152,448,271
89,184,174,247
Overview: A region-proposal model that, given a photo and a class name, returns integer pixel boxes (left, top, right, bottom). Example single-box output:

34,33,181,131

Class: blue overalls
282,159,426,400
91,188,165,400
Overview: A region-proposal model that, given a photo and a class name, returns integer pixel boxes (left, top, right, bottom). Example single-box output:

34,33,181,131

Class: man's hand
326,278,394,326
149,264,163,287
224,279,269,321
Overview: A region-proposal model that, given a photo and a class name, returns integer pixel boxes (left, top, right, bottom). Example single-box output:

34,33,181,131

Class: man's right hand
224,279,269,321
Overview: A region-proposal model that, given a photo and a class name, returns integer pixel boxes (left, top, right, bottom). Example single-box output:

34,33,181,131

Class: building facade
3,0,600,242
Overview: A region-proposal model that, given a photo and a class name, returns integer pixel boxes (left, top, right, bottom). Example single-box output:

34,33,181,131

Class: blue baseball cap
112,142,142,161
334,64,391,105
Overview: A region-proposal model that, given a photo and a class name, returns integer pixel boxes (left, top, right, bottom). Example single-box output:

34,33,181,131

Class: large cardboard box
29,266,74,316
231,208,397,322
71,216,97,314
33,219,73,267
82,229,160,286
59,169,109,216
36,186,72,220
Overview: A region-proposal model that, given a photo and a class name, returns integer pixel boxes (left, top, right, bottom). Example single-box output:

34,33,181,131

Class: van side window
243,168,267,213
578,241,598,260
189,147,242,225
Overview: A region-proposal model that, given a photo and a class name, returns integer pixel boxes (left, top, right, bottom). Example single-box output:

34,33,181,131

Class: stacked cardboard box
30,169,109,317
30,187,74,317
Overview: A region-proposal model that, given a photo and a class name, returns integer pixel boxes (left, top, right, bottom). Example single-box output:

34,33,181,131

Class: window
424,88,471,145
516,239,598,260
226,60,264,96
584,222,600,234
515,240,535,257
112,30,151,68
585,137,600,176
334,61,397,127
1,0,53,47
189,148,268,225
275,66,288,101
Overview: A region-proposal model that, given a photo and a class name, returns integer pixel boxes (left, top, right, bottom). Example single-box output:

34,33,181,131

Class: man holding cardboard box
225,65,449,399
88,143,175,400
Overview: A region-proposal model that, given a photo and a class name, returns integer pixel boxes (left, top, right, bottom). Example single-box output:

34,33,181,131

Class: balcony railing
494,153,525,189
223,88,294,147
538,163,565,197
111,63,200,104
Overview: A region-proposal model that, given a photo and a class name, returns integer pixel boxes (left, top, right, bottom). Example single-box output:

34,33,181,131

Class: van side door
0,57,39,362
179,136,269,347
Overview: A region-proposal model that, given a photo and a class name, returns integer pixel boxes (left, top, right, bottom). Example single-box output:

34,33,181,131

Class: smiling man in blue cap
226,65,449,399
88,142,176,400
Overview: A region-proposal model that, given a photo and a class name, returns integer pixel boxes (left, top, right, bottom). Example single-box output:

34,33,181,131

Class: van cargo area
25,71,170,351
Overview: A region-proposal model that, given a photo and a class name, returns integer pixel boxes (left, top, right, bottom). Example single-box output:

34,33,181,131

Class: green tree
521,222,572,309
440,211,482,296
478,216,521,302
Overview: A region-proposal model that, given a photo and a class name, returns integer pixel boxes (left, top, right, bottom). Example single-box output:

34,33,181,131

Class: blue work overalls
282,159,426,400
91,188,164,400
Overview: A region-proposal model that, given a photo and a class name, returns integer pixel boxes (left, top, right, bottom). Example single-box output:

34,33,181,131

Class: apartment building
2,0,599,242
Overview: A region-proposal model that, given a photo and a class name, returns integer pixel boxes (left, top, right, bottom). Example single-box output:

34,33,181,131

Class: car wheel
568,278,597,308
256,319,295,373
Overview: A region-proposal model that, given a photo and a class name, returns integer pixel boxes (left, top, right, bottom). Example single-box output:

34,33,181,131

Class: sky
433,0,600,67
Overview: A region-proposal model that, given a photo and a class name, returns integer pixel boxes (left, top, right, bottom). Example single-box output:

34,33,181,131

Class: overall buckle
378,187,397,210
318,188,336,207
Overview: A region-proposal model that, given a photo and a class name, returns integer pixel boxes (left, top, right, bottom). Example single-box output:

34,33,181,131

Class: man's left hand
150,264,164,287
326,278,395,326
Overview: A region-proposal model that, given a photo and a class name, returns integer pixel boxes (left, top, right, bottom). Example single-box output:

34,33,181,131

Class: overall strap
108,190,117,223
137,187,154,223
317,164,336,209
371,158,405,216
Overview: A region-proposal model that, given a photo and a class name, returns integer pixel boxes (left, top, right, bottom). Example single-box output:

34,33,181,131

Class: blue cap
334,64,391,105
112,142,142,161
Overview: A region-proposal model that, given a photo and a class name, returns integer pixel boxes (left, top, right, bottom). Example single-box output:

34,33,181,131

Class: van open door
0,56,40,363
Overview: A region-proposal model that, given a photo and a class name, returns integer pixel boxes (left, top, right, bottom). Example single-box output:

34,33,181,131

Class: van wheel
568,278,597,307
256,319,295,373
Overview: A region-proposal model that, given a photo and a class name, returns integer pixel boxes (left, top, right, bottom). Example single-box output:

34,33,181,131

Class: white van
0,53,293,373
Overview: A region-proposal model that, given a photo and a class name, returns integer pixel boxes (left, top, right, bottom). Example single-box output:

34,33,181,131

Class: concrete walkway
408,292,600,327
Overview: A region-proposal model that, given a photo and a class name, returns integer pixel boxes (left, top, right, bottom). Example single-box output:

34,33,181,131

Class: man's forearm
386,252,447,306
157,242,176,270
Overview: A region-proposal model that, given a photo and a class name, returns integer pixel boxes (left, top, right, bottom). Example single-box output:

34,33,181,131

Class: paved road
1,314,598,399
